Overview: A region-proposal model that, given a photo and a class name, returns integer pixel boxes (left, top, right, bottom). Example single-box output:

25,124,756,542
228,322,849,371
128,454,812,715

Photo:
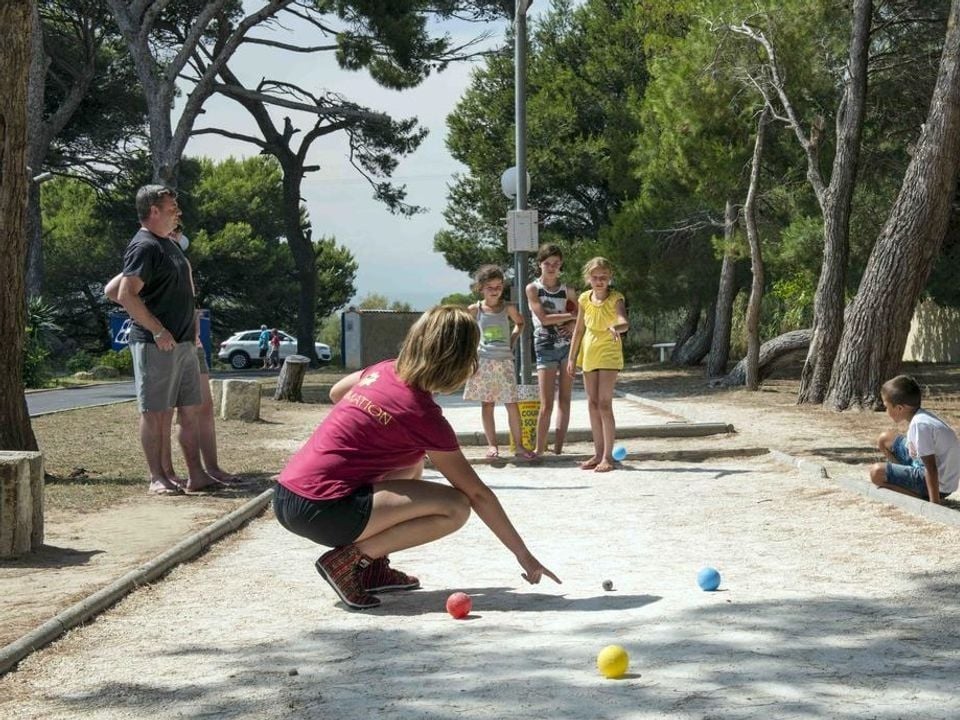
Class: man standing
117,185,219,495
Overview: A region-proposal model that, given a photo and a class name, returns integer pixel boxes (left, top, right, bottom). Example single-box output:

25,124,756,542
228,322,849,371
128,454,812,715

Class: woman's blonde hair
582,256,615,283
396,305,480,393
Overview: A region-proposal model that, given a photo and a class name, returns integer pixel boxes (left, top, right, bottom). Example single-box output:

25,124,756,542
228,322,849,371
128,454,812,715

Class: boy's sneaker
315,546,381,610
359,556,420,593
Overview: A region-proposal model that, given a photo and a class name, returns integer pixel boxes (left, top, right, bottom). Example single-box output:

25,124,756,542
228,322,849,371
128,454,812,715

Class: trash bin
509,384,540,453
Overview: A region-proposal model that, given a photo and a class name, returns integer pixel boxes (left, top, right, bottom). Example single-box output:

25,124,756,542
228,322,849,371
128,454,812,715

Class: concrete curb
766,449,960,530
454,421,734,447
30,398,137,418
620,391,960,530
0,488,274,677
767,449,829,479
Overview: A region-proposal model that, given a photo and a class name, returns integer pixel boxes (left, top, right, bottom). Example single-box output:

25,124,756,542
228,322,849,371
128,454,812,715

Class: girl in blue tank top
463,265,536,459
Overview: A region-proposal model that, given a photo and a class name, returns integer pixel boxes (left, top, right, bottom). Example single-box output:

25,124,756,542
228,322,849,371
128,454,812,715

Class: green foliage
66,350,94,374
23,297,60,388
40,1,148,179
23,336,51,390
96,349,133,375
439,292,475,306
42,156,357,348
358,293,389,310
437,0,653,275
318,314,343,363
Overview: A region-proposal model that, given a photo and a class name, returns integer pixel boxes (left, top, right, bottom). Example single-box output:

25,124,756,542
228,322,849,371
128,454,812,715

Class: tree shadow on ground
0,545,105,569
40,572,960,719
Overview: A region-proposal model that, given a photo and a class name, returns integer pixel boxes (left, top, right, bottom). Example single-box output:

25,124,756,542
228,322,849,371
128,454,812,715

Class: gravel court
4,450,960,719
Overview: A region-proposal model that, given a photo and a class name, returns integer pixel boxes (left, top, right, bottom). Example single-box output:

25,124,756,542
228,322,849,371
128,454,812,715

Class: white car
217,329,332,369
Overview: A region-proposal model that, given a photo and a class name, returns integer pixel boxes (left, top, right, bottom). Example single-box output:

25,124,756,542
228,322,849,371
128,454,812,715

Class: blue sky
178,9,537,311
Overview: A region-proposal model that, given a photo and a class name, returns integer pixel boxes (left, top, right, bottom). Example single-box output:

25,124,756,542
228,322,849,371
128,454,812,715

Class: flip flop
182,480,228,495
148,484,183,496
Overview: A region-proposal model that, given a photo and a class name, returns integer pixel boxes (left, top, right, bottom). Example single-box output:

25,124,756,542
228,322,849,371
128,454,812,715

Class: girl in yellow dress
566,257,629,472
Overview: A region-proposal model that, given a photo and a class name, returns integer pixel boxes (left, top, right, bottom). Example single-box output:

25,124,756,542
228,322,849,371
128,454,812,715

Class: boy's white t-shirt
907,409,960,494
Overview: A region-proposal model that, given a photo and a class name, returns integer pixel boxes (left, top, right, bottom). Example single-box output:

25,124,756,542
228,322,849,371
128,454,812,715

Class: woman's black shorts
273,483,373,548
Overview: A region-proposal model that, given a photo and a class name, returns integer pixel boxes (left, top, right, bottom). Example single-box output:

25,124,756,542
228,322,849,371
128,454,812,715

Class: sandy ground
3,390,960,717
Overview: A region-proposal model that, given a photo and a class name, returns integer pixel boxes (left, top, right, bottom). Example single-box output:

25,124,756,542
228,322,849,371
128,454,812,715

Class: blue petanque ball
612,445,628,461
697,567,721,591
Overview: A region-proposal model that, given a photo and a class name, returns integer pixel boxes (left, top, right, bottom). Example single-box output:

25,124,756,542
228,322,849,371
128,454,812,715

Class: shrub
91,365,120,379
23,335,51,388
97,348,133,375
66,350,95,373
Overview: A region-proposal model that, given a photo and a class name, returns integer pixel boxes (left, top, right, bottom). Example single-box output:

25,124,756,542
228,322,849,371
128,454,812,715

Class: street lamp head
500,166,531,199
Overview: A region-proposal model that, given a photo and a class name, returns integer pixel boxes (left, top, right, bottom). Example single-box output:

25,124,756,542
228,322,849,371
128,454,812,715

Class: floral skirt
463,357,519,404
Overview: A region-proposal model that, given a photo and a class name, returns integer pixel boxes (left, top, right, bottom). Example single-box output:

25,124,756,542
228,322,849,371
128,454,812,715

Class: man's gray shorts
130,341,203,413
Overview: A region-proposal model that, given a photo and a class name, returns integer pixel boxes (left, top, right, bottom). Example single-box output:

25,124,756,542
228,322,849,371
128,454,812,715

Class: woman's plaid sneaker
359,556,420,593
315,545,381,610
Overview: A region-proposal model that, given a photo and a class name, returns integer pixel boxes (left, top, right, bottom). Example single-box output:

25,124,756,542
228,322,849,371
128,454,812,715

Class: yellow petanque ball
597,645,629,679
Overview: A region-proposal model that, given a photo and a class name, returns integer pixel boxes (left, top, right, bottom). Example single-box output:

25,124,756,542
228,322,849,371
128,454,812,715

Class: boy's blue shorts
885,435,946,500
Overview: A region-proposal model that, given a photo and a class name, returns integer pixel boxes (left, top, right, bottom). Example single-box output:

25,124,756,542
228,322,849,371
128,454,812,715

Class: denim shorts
885,435,946,500
273,483,373,548
535,343,570,370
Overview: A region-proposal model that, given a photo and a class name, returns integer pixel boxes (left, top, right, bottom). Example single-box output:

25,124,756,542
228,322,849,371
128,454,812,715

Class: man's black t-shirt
121,228,195,343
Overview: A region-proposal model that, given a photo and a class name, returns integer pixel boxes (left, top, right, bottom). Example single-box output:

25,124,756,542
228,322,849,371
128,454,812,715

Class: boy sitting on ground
869,374,960,505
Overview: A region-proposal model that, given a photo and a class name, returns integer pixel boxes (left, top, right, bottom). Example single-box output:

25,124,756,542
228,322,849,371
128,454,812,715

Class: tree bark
706,199,740,378
827,0,960,410
274,355,310,402
722,329,812,387
675,300,716,366
103,0,292,184
671,299,701,363
0,0,39,451
743,109,769,390
797,0,872,404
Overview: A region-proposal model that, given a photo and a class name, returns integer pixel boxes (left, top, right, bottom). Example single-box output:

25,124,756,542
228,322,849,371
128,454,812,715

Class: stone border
454,422,733,447
766,448,960,529
0,488,274,677
621,391,960,530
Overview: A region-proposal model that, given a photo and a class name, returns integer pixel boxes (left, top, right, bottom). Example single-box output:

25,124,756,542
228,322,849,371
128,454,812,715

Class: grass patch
34,368,346,514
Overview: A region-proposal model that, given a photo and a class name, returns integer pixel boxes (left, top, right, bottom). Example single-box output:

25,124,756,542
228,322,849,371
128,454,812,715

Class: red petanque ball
446,592,472,619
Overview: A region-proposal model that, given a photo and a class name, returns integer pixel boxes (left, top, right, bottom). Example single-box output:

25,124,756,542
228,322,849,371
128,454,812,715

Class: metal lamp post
510,0,535,385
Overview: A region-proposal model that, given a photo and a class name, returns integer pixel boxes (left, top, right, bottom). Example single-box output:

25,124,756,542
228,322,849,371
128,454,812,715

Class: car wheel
229,351,250,370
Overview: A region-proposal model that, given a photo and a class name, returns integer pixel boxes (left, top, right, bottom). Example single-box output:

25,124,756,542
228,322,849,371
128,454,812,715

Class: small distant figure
463,265,535,460
269,328,282,369
258,324,271,369
869,374,960,504
567,257,629,473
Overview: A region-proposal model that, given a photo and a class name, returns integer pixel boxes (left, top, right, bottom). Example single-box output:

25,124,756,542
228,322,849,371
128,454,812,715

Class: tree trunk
797,0,872,404
0,0,39,451
274,355,310,402
827,0,960,410
675,300,716,366
707,199,740,378
744,109,769,390
671,299,701,362
25,1,44,298
722,329,812,387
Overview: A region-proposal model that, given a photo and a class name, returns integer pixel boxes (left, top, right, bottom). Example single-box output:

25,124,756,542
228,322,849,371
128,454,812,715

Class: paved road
26,370,277,416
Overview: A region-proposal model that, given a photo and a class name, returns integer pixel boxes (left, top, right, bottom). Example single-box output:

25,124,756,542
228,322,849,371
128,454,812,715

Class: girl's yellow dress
576,289,625,371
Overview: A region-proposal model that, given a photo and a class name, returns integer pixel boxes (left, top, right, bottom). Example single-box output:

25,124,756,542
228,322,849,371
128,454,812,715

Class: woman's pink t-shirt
278,360,460,500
